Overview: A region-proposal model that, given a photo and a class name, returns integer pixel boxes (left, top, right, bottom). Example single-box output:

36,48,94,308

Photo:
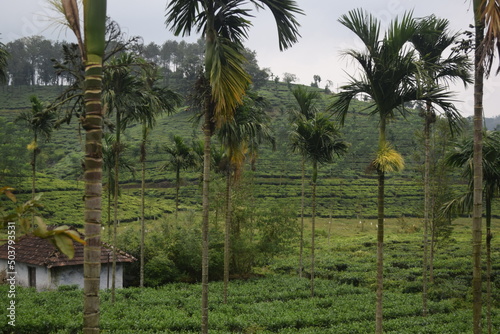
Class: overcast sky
2,0,500,117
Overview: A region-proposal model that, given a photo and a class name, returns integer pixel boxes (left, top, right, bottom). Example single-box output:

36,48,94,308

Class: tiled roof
0,234,136,268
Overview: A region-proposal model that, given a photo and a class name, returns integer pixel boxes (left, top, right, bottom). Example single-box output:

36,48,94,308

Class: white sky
2,0,500,117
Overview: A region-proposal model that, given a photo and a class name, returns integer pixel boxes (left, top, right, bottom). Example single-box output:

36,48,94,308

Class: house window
28,266,36,287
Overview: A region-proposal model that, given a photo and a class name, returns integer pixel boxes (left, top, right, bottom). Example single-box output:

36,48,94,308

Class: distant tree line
3,35,271,91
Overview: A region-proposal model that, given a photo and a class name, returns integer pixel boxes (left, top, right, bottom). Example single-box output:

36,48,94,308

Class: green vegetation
1,217,499,333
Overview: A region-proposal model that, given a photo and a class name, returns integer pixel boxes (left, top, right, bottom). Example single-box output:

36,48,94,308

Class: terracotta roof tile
0,234,136,268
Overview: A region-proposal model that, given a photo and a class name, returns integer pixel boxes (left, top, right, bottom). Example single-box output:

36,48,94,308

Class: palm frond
252,0,303,51
479,0,500,75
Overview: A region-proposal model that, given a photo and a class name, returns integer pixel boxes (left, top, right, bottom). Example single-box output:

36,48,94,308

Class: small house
0,233,136,291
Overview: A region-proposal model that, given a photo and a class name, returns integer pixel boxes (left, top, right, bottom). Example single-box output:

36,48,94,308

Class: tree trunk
140,130,146,288
486,194,492,334
201,110,211,334
82,1,106,332
310,162,317,298
422,107,431,317
223,169,231,304
175,168,180,219
299,158,305,278
111,111,121,304
472,3,484,332
375,168,384,334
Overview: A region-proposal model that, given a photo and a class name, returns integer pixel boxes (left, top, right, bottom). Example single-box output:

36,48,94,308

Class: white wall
0,259,124,290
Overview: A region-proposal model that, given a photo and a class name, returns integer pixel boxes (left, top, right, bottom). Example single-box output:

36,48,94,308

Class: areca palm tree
410,15,472,317
472,2,500,332
290,112,347,297
161,135,196,219
330,9,455,333
53,0,107,332
217,94,275,303
136,64,180,287
289,85,320,279
16,96,56,201
165,2,302,331
445,130,500,334
103,53,144,303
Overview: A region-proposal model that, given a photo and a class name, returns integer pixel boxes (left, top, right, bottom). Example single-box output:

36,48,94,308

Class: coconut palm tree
161,135,196,218
289,85,320,279
471,2,500,332
410,15,472,317
330,9,455,333
444,130,500,334
16,96,56,201
216,94,275,303
165,2,302,331
290,112,347,297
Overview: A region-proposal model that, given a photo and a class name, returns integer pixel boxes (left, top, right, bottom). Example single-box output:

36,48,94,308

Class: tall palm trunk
32,134,37,201
201,6,216,332
310,161,317,297
223,169,231,304
82,1,107,332
140,124,147,288
201,110,212,334
472,2,484,332
422,106,432,317
375,120,386,334
111,112,121,303
298,158,305,278
485,193,492,334
175,168,180,219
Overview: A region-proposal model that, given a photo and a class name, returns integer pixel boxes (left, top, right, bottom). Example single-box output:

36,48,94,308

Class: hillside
0,83,480,226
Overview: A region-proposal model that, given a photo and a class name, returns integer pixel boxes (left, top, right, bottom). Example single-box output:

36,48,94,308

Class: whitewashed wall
0,259,124,290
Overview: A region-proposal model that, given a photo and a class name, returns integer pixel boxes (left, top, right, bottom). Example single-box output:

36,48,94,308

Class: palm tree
472,2,500,332
136,64,180,287
161,135,196,218
165,2,302,332
216,94,275,303
16,96,56,201
290,112,347,297
48,1,106,331
329,9,454,333
54,0,107,332
103,53,144,303
445,130,500,334
289,85,320,279
410,15,472,317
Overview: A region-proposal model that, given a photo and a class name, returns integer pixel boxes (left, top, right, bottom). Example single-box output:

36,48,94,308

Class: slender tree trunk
310,162,317,298
31,139,37,226
82,0,106,328
201,111,211,334
175,168,180,219
422,109,431,317
223,169,231,304
299,158,305,278
111,112,121,304
375,168,384,334
472,4,484,332
375,120,386,334
140,130,146,288
486,194,492,334
32,137,37,201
